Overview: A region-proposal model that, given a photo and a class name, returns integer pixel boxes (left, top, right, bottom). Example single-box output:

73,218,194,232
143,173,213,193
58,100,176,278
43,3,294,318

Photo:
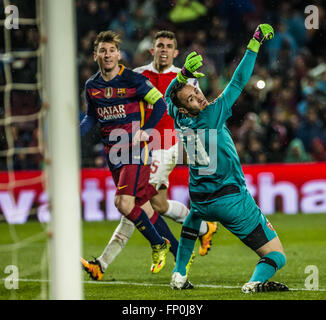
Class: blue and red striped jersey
84,65,154,171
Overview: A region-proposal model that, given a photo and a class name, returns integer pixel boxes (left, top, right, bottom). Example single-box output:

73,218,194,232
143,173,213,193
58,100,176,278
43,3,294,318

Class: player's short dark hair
94,30,121,52
153,30,177,48
170,82,187,108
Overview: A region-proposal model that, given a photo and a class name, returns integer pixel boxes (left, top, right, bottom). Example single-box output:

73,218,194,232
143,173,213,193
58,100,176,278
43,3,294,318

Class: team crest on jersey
117,88,127,97
105,87,113,98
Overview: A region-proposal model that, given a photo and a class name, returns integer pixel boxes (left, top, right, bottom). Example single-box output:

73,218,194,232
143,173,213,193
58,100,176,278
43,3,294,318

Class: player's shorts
189,186,277,251
111,164,158,207
149,142,179,190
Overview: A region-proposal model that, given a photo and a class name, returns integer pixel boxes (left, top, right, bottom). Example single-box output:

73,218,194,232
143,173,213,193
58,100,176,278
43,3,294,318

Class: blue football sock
250,251,286,283
151,213,179,258
127,206,163,246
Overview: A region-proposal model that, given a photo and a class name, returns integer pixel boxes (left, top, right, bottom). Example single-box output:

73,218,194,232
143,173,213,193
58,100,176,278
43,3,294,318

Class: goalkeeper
166,24,289,293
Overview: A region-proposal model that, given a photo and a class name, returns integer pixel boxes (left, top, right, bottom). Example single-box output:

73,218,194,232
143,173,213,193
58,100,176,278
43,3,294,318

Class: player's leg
115,193,163,244
171,207,202,290
150,146,193,223
84,187,148,276
142,199,179,259
81,198,172,279
151,188,216,255
90,174,165,274
241,224,288,293
86,200,167,276
116,192,172,273
111,164,164,247
96,215,135,272
82,165,170,278
249,236,286,283
224,189,288,293
81,193,166,279
81,214,135,280
239,192,288,292
202,187,288,293
150,146,217,255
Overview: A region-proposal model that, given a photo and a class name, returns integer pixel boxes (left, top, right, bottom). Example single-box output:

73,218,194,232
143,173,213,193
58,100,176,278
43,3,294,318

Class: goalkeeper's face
151,37,179,71
177,84,208,117
94,41,121,73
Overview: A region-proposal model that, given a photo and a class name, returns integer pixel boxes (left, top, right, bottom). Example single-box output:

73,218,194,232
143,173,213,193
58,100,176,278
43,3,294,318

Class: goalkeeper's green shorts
188,188,277,251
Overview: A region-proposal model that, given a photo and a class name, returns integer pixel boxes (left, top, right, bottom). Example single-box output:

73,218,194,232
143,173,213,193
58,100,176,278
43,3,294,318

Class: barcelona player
80,30,178,276
81,31,216,281
167,24,289,293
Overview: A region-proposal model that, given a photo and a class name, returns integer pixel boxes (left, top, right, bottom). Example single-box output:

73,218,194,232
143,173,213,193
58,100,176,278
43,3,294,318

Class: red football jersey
134,63,180,150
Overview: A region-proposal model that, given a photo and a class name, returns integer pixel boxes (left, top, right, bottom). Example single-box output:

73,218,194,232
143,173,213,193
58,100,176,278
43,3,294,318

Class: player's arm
201,24,274,129
80,88,97,137
142,88,166,132
132,89,166,145
80,114,96,136
219,24,274,110
132,72,167,144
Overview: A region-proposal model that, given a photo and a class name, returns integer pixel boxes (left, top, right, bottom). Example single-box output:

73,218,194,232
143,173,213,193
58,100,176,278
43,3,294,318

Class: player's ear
178,107,188,115
173,49,179,58
93,51,97,62
149,47,155,57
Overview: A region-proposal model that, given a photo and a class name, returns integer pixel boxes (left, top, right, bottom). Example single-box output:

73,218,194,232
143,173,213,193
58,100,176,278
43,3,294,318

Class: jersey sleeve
202,49,257,130
131,71,163,104
80,83,97,136
84,82,97,118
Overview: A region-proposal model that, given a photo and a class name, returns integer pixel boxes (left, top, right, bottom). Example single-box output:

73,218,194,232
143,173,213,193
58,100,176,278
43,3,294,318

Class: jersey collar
150,62,179,74
118,64,125,75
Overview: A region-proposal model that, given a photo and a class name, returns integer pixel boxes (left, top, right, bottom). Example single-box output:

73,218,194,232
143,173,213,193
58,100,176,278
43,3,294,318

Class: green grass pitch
0,214,325,300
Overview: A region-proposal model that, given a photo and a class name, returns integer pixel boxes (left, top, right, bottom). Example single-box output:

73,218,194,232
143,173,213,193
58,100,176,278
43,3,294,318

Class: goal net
0,0,82,300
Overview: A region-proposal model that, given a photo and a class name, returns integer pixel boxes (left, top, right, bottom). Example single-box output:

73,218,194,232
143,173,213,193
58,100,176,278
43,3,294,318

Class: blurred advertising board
0,163,325,223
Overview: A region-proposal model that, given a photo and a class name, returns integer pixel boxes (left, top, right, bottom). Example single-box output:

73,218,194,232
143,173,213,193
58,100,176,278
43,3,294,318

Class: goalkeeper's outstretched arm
165,24,274,123
219,23,274,108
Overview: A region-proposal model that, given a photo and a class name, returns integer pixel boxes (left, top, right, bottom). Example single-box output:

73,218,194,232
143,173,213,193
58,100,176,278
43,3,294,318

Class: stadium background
1,0,326,220
78,0,326,168
0,0,326,302
1,0,326,170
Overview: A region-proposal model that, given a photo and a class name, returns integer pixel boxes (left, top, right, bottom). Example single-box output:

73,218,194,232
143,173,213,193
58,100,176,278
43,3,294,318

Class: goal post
43,0,83,300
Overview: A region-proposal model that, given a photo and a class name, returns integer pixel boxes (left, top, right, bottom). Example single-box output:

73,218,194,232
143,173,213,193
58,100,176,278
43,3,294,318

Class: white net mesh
0,0,50,299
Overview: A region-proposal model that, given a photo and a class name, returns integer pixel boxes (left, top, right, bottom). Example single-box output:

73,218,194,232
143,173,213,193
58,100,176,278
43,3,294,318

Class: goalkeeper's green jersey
166,49,257,196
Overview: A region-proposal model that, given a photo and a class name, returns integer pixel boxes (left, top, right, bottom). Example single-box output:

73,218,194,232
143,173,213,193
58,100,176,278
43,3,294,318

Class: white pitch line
3,278,326,292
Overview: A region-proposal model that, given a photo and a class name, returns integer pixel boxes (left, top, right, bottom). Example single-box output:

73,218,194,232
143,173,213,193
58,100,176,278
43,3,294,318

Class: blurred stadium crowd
1,0,326,170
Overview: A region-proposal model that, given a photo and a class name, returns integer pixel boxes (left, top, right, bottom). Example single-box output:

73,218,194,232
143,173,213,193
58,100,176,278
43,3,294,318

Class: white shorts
149,142,180,190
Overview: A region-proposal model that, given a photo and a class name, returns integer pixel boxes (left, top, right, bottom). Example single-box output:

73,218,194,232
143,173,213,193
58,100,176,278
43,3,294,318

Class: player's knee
151,198,169,214
115,196,134,216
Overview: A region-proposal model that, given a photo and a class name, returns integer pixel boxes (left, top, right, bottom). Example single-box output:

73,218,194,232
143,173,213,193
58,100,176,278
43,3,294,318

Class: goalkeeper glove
177,51,205,83
247,24,274,53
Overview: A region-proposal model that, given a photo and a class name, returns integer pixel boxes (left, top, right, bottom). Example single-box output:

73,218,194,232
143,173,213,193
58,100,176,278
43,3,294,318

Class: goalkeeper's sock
151,211,179,258
173,236,196,276
249,251,286,283
126,206,163,246
97,215,135,271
